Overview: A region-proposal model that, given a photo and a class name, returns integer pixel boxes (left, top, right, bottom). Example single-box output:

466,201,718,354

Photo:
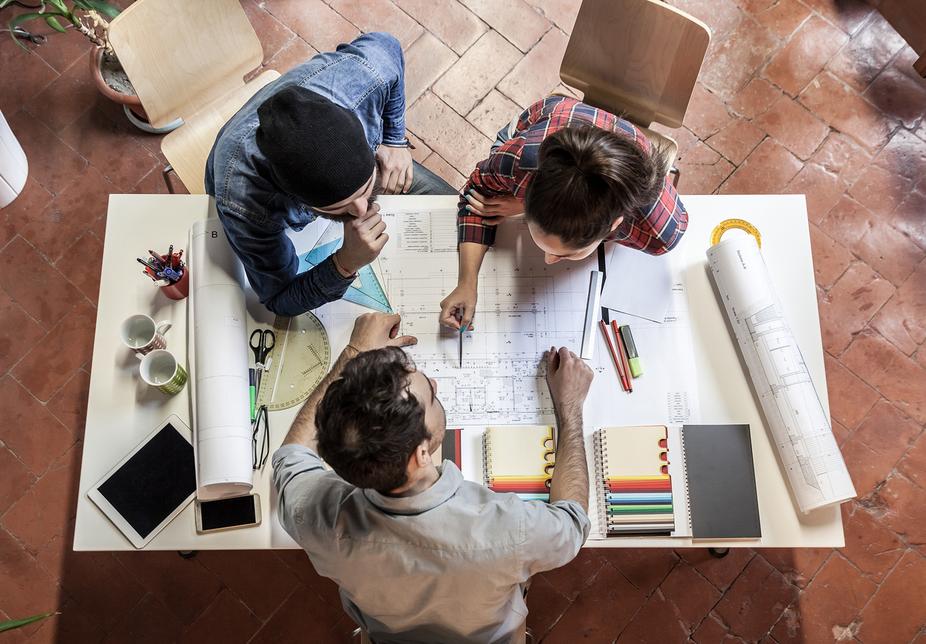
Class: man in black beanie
206,32,455,316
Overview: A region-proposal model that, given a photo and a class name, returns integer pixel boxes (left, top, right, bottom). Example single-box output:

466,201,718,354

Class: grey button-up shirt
272,444,590,643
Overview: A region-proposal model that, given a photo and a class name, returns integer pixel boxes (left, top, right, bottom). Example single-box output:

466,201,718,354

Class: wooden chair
560,0,711,186
108,0,281,193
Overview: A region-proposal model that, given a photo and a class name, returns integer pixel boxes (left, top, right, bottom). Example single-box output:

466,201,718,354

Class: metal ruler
256,312,331,411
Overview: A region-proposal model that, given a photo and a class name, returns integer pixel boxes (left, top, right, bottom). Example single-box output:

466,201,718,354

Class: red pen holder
159,254,189,300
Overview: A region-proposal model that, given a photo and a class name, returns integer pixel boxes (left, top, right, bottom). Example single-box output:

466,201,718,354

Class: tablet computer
87,415,196,548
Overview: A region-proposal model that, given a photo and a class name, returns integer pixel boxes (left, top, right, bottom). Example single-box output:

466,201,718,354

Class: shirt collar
362,461,463,515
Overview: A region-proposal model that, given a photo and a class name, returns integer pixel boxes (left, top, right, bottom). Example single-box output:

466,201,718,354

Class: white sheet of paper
601,246,673,323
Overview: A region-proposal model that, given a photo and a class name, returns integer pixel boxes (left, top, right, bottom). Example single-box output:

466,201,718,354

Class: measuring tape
256,312,331,411
710,218,762,248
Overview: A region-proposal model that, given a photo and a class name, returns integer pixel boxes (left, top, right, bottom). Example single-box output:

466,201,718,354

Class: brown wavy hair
524,125,667,248
316,347,429,492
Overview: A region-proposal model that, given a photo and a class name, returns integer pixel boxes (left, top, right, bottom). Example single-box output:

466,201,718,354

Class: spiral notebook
483,425,555,502
593,424,761,539
593,425,674,536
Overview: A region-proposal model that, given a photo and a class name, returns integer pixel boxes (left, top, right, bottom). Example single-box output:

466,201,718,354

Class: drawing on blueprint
366,210,702,428
376,210,587,425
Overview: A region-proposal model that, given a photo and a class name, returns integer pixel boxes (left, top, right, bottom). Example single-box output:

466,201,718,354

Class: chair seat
637,125,678,173
161,69,281,194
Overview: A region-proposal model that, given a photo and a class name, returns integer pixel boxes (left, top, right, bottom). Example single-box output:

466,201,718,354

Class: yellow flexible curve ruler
710,218,762,248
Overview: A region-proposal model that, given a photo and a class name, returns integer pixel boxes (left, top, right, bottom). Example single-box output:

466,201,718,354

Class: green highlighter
619,325,643,378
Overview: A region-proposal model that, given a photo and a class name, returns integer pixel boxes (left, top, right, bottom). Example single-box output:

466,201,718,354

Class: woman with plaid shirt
439,95,688,330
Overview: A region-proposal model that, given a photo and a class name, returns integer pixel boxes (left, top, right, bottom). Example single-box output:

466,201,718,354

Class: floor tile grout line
245,584,302,643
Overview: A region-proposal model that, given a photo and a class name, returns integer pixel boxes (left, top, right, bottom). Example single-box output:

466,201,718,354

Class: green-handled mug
139,349,188,395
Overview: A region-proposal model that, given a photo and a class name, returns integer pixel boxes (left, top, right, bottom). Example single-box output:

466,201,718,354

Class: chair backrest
560,0,710,128
108,0,263,128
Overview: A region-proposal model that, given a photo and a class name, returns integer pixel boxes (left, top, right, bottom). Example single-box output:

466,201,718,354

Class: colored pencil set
137,245,185,286
599,320,642,393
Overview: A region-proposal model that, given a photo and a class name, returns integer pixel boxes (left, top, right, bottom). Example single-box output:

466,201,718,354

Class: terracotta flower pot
89,47,147,117
88,49,182,133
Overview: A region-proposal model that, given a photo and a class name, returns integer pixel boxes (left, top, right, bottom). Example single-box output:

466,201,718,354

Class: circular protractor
256,312,331,411
710,218,762,248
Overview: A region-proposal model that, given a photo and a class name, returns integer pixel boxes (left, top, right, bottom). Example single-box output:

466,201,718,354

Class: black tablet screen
97,423,196,539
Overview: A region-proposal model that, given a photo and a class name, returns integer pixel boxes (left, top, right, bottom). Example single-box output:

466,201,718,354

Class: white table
74,193,844,550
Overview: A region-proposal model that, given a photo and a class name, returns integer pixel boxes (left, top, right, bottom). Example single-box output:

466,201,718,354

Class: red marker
599,320,628,392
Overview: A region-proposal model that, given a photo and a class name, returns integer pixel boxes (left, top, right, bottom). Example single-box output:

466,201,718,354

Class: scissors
249,329,275,371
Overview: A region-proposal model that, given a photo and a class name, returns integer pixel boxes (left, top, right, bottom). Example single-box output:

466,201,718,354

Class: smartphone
194,494,261,533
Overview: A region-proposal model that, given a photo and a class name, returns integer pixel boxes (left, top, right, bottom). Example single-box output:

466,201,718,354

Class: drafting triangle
297,223,392,313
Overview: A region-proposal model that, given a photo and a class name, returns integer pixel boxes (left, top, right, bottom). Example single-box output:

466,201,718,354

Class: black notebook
681,424,761,539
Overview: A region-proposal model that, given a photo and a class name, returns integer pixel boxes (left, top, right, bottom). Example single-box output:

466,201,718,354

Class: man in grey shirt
272,312,593,643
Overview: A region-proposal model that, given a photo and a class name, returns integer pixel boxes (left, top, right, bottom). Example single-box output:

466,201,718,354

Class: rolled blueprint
707,235,856,514
189,219,252,500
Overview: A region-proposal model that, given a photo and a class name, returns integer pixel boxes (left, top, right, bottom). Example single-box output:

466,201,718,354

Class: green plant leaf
46,0,69,14
82,0,120,18
44,15,67,32
0,612,56,633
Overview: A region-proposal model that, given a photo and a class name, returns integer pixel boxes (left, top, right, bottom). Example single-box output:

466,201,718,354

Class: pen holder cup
160,259,189,301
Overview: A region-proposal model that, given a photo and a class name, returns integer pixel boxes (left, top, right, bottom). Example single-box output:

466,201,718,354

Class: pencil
612,320,634,393
599,320,628,392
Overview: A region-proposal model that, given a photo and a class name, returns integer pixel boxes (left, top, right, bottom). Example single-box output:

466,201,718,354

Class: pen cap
619,325,644,378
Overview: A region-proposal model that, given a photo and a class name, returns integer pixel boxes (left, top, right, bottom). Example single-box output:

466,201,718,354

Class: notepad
594,426,674,535
593,424,761,539
680,424,761,539
483,425,555,502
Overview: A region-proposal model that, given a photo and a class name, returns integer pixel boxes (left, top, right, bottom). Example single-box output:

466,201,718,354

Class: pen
147,250,164,269
458,322,467,369
167,244,174,268
612,320,633,393
599,320,628,392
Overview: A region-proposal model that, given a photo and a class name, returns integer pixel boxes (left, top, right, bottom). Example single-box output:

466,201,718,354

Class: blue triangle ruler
297,230,392,313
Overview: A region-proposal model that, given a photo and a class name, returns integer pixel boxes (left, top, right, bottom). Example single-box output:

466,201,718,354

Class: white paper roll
707,235,856,514
189,220,252,500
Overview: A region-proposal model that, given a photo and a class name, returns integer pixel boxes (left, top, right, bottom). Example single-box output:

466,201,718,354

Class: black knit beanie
255,86,375,207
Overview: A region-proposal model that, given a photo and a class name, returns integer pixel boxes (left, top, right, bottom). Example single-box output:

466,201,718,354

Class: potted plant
2,0,180,133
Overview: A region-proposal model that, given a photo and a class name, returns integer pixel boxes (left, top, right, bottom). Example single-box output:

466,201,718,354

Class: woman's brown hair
524,124,667,248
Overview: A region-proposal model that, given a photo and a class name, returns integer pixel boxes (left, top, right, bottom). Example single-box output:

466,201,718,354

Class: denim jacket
205,33,408,316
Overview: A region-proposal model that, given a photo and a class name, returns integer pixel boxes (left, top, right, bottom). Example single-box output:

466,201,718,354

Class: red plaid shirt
458,96,687,254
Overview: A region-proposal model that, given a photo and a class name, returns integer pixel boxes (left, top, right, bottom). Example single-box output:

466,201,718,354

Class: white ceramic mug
139,350,188,395
121,314,171,358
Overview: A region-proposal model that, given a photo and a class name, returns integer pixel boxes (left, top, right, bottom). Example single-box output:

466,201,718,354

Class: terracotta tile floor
1,0,925,641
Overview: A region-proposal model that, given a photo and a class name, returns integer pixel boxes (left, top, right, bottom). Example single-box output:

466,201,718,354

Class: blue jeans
408,161,456,194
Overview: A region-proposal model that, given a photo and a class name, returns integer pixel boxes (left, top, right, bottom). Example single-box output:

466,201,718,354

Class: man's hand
463,189,523,224
439,282,478,330
335,203,387,276
545,346,593,416
375,145,414,194
349,312,417,352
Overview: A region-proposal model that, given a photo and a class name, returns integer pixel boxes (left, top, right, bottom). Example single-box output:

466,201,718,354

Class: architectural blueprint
378,210,584,424
375,210,702,429
708,235,856,513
